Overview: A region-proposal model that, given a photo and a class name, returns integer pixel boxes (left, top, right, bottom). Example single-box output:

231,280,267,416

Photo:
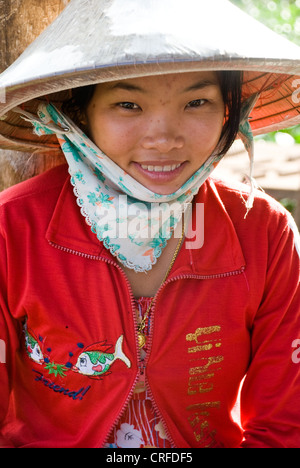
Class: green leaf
44,362,67,378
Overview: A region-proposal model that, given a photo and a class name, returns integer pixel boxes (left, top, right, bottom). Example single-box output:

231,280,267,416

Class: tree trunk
0,0,70,191
0,0,70,72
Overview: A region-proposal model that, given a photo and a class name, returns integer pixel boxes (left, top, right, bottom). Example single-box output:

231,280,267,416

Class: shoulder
207,176,289,221
0,164,70,236
0,163,69,208
203,176,300,265
201,176,297,250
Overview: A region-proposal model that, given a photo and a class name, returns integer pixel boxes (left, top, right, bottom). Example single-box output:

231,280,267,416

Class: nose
141,117,184,153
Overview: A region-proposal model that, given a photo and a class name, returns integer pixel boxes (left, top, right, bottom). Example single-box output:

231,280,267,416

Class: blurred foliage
279,197,297,214
231,0,300,45
231,0,300,144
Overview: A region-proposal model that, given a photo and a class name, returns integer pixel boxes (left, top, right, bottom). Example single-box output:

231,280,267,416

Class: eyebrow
183,79,220,93
107,78,219,94
108,82,146,93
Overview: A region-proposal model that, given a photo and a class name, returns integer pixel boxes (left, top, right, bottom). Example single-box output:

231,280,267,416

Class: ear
79,112,88,126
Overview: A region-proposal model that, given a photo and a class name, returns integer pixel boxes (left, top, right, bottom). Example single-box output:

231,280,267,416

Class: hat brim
0,65,299,153
0,0,300,153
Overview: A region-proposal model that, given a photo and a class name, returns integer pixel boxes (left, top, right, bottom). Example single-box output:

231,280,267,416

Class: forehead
96,71,220,94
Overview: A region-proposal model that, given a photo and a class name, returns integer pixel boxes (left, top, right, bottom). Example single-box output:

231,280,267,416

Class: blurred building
214,139,300,228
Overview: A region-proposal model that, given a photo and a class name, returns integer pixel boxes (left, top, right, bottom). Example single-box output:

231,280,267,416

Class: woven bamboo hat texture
0,0,300,154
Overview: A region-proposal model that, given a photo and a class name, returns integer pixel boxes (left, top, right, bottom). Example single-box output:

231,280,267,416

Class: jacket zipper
141,294,176,447
138,265,246,448
48,240,245,447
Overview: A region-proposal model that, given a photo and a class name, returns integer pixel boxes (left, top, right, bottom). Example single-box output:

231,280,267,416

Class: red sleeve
0,212,20,448
240,215,300,448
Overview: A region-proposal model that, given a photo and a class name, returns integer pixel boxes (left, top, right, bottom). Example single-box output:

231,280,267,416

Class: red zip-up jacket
0,164,299,448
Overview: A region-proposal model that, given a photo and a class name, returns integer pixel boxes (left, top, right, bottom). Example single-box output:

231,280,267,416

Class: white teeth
141,164,181,172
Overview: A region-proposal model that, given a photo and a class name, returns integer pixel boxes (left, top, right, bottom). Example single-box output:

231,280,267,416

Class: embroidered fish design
73,335,131,378
24,323,44,365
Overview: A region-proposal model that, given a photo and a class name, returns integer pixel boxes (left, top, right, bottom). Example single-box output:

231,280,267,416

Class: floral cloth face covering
16,102,252,272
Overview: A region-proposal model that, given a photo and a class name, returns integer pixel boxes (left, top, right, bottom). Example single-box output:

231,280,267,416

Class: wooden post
0,0,70,191
0,0,71,72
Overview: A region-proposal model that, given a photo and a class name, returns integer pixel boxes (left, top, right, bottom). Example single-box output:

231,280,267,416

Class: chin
149,185,181,196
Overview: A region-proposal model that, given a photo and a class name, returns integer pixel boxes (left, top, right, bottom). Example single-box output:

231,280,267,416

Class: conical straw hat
0,0,300,153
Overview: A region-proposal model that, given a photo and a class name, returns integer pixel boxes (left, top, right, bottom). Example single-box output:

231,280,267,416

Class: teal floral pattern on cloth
20,102,249,272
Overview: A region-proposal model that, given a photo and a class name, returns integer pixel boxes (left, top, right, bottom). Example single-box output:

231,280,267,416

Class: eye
80,357,87,367
186,99,207,108
117,102,140,110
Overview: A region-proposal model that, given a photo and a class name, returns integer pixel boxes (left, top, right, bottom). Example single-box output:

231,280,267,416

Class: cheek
188,116,224,152
88,116,136,156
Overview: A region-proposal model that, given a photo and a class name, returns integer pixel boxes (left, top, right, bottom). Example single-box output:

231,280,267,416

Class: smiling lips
140,163,181,172
134,161,185,180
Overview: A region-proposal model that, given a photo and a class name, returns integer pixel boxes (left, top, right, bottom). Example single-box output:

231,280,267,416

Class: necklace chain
137,217,187,348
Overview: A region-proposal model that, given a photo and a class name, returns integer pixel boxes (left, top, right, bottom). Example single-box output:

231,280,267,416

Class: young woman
0,0,299,448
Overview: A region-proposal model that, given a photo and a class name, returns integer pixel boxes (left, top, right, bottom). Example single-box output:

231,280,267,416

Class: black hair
62,70,243,156
217,71,243,156
62,85,95,135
